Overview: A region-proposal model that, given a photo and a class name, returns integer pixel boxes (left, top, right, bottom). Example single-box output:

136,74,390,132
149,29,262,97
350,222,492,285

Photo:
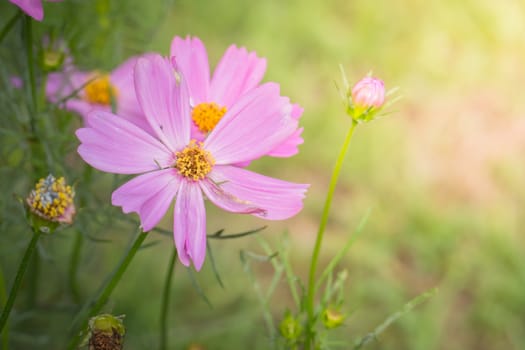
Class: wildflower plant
0,1,435,349
239,70,434,349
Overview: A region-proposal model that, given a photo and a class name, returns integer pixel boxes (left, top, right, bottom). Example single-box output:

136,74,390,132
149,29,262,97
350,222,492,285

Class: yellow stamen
175,140,214,181
84,74,118,105
27,175,75,222
191,102,227,133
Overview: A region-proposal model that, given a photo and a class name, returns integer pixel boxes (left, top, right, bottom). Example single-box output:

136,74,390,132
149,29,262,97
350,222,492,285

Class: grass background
1,0,525,349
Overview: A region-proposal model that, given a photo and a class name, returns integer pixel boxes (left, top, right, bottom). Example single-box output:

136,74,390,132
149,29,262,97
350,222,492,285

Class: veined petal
76,110,173,174
112,169,180,232
174,181,207,270
208,165,309,220
134,54,190,150
9,0,44,21
267,104,304,157
210,45,267,108
200,179,266,216
170,36,210,105
204,83,297,164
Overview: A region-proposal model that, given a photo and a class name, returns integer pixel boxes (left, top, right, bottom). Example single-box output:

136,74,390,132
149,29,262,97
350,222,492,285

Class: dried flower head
87,314,126,350
26,174,75,226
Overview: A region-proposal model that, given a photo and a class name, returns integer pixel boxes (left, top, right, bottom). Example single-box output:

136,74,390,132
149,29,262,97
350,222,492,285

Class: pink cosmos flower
351,76,385,109
76,55,309,270
9,0,63,21
170,36,304,158
46,55,151,131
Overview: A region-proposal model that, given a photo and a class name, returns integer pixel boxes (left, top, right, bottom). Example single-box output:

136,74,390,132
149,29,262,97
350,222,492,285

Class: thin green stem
0,267,8,350
22,15,38,132
67,229,148,350
25,248,39,308
0,231,41,333
0,11,21,44
159,248,178,350
68,231,84,304
305,121,358,348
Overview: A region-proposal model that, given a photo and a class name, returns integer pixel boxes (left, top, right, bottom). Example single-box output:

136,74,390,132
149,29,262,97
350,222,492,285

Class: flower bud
351,76,385,109
26,174,75,233
40,37,70,72
346,75,386,122
279,312,302,341
322,308,345,329
42,49,66,72
87,314,126,350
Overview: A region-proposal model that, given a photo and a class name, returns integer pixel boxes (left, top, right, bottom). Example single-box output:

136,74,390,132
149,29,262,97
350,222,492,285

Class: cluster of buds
26,174,75,232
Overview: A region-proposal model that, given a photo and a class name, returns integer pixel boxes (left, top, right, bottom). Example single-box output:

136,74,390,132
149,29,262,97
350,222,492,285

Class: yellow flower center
175,140,215,181
84,74,118,105
191,102,227,133
27,175,74,221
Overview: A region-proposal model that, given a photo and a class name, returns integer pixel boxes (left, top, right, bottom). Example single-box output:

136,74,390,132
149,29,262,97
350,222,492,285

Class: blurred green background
1,0,525,349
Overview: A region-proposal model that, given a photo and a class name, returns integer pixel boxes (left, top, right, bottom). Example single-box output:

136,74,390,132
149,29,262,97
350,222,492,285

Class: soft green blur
1,0,525,349
138,1,525,349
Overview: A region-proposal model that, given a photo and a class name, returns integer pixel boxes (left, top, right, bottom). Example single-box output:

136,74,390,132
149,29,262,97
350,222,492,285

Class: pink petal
199,179,266,216
9,0,43,21
110,54,156,133
267,104,304,157
112,169,181,231
134,55,190,151
267,127,304,157
64,99,108,120
174,181,207,270
170,36,210,105
208,165,309,220
204,83,297,164
210,45,267,108
76,110,173,174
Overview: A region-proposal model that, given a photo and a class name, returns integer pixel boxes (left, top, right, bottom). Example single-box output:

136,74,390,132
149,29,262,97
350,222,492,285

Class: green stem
0,267,8,350
0,11,21,44
67,229,148,350
305,121,358,348
0,231,41,333
25,248,39,308
68,231,84,304
22,15,38,131
159,248,178,350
